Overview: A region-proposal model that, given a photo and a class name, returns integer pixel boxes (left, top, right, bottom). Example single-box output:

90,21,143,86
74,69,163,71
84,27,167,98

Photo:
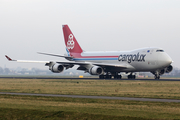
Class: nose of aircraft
158,53,172,67
166,55,173,65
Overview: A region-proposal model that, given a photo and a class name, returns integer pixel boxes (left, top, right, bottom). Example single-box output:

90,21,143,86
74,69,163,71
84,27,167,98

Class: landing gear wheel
128,75,136,79
99,75,104,79
132,75,136,79
106,75,112,79
109,75,112,79
128,75,131,79
99,74,112,79
153,71,161,80
114,75,122,79
154,76,160,79
118,75,122,79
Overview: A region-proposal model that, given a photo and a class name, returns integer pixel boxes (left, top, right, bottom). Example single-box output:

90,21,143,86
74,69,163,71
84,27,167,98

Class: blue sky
0,0,180,69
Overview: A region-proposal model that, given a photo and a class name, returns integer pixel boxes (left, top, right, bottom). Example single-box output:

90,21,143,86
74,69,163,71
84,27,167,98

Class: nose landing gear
154,71,160,79
155,76,160,79
151,71,161,79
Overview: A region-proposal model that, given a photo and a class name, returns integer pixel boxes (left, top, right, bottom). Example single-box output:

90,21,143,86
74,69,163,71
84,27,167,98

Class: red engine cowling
89,66,104,75
50,64,64,73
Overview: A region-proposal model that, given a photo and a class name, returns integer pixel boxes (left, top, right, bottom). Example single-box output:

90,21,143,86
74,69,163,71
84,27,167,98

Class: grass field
0,78,180,119
1,78,180,99
0,94,180,119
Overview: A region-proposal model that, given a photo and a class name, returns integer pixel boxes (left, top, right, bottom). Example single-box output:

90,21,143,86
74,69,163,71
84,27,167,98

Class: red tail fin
62,25,83,55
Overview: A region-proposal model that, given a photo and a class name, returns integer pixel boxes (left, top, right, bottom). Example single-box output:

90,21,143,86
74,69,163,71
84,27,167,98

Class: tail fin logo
67,34,75,50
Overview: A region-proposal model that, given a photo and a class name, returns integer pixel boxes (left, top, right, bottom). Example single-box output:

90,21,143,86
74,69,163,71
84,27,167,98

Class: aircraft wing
5,55,127,69
5,55,50,63
56,61,127,68
5,55,87,65
92,63,127,68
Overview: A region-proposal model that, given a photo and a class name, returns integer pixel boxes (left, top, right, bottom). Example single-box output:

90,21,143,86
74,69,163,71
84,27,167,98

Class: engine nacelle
160,69,165,75
165,65,173,73
50,64,64,73
89,66,104,75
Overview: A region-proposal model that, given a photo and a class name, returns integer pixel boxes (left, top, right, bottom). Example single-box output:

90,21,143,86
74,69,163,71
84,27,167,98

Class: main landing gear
114,75,122,79
99,74,112,79
99,72,121,79
99,72,136,79
99,74,122,79
127,74,136,79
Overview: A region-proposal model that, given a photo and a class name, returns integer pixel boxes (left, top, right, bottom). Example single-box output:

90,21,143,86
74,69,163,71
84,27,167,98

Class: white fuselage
72,47,172,72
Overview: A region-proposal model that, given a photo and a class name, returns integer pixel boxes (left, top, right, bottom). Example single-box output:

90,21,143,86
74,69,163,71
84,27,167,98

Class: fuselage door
147,49,158,66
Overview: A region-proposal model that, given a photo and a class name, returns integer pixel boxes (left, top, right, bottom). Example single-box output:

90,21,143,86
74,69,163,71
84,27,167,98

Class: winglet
5,55,15,61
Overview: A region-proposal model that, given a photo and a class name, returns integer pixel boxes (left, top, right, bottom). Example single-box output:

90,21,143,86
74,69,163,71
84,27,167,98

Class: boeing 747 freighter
5,25,173,79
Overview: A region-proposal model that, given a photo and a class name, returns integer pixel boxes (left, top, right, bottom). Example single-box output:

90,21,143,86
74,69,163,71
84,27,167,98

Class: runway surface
0,92,180,103
1,76,180,81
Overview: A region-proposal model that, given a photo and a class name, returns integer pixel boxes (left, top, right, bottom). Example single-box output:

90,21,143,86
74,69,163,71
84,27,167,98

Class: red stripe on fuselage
70,52,119,58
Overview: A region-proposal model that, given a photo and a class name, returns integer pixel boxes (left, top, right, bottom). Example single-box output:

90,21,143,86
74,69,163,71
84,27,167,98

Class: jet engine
165,65,173,73
89,66,104,75
160,69,165,75
156,65,173,75
50,64,64,73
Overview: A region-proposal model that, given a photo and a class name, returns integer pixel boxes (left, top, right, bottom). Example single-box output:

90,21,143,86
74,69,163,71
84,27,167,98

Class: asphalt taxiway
0,92,180,103
1,76,180,81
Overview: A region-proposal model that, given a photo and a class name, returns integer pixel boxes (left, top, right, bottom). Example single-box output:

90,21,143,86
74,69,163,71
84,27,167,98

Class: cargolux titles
118,53,146,63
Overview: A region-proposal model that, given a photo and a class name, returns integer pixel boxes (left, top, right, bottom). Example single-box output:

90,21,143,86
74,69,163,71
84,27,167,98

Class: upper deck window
156,50,164,52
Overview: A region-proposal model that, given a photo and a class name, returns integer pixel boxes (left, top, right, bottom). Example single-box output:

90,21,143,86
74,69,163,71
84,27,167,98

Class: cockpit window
156,50,164,52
